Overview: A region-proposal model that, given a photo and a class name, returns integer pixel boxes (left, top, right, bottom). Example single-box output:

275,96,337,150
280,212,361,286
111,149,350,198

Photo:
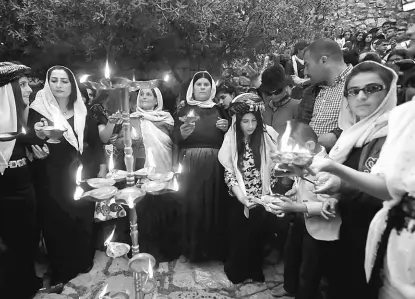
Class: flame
131,126,138,139
108,152,114,172
147,149,156,168
164,73,170,82
74,186,84,200
74,164,84,200
280,121,292,152
54,115,64,130
21,127,26,134
104,227,116,246
76,164,83,185
98,284,108,299
105,59,110,79
177,163,182,174
187,109,195,117
132,73,136,82
79,74,89,83
172,176,179,191
127,194,134,209
148,259,153,278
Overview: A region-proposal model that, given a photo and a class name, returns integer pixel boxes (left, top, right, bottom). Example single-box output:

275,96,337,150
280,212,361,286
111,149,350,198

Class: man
296,39,353,152
382,21,391,34
373,39,389,63
258,65,301,135
386,27,396,40
395,26,411,50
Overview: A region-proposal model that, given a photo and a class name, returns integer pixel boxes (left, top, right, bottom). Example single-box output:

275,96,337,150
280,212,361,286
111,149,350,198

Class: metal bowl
0,132,20,142
42,126,67,143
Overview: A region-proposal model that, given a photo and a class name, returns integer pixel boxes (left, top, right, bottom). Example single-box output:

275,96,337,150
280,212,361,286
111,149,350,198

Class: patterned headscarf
0,62,31,88
228,93,265,116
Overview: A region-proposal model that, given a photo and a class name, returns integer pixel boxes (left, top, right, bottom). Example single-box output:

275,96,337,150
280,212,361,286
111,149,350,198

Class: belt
8,158,27,168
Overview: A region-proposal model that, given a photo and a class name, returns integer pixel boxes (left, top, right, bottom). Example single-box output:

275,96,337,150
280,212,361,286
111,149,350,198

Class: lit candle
147,148,156,169
177,163,182,174
131,126,138,140
105,59,111,79
280,121,292,152
108,151,115,173
104,227,116,247
21,127,26,134
172,176,179,191
127,194,134,209
80,74,89,83
148,259,153,279
74,164,84,200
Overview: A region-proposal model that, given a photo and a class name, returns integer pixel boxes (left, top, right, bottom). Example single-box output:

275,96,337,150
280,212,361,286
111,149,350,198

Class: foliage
0,0,338,75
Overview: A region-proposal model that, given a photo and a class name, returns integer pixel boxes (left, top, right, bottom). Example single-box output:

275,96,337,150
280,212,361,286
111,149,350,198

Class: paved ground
33,250,290,299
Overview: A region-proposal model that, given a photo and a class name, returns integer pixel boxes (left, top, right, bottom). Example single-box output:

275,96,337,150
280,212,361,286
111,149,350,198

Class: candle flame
105,60,110,79
74,164,84,200
108,152,114,172
132,73,136,82
21,127,26,134
127,194,134,209
172,175,179,191
164,73,170,82
187,109,195,117
280,121,292,152
177,163,182,174
148,259,153,279
80,74,89,83
147,149,156,168
98,284,108,299
76,164,83,185
104,227,116,246
54,115,64,130
131,126,138,139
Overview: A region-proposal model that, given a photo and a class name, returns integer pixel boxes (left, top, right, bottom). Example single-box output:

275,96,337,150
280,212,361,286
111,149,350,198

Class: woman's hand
34,118,49,139
285,185,297,200
108,112,122,125
31,144,49,160
97,165,107,178
321,197,338,220
242,196,257,209
216,118,229,132
314,172,341,195
268,196,304,214
180,122,195,140
308,156,334,175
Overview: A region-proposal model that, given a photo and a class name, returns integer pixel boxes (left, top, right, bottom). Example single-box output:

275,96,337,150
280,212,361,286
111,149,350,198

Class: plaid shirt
298,64,352,136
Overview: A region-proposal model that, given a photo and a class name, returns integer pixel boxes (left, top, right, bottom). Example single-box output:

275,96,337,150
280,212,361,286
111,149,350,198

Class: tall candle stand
88,76,163,299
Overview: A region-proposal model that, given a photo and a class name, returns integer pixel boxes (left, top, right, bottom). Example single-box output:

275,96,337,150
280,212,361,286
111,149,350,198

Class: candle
280,121,292,152
147,148,156,169
148,259,153,279
127,194,134,209
74,164,84,200
131,126,138,140
104,227,116,246
172,176,179,191
105,59,111,79
21,127,26,134
177,163,182,174
108,151,115,173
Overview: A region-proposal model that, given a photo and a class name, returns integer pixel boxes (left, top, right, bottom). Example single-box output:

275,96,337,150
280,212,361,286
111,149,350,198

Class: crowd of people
1,21,415,299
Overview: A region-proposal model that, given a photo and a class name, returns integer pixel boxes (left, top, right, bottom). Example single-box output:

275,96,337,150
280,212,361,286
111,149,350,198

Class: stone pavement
33,250,290,299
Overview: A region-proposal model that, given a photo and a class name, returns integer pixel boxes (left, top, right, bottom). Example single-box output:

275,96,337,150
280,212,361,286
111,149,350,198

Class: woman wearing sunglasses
305,61,397,299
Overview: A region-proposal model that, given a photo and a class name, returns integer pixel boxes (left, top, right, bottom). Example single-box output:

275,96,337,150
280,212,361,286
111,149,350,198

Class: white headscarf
329,62,397,164
218,93,279,217
30,66,87,153
365,100,415,296
0,84,17,175
131,87,174,126
186,71,217,108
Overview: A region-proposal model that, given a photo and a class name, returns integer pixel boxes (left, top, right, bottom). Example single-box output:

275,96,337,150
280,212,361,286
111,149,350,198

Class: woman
286,41,310,99
173,71,229,262
309,61,397,299
28,66,106,286
364,33,374,53
0,62,42,298
344,31,366,54
218,93,282,284
310,87,415,299
130,87,174,172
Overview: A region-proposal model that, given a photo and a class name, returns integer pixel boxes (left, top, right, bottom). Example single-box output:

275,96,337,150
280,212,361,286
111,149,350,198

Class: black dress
0,134,40,298
335,146,383,299
27,110,105,284
173,104,229,262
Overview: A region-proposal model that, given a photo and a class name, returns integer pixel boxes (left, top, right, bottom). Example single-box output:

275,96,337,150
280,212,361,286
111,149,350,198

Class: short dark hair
345,62,394,96
387,49,410,60
293,41,308,55
374,39,388,46
47,66,78,110
305,38,344,62
216,81,238,96
382,21,391,27
359,52,382,63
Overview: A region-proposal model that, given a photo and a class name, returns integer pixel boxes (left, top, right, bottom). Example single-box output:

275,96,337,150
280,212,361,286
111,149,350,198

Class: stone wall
329,0,413,31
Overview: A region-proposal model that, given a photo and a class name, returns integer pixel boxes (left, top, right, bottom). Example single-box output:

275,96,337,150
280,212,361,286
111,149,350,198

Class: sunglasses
346,83,386,97
263,89,283,96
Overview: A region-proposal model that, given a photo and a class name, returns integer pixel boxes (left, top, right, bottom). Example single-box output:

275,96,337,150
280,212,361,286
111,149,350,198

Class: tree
0,0,337,77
